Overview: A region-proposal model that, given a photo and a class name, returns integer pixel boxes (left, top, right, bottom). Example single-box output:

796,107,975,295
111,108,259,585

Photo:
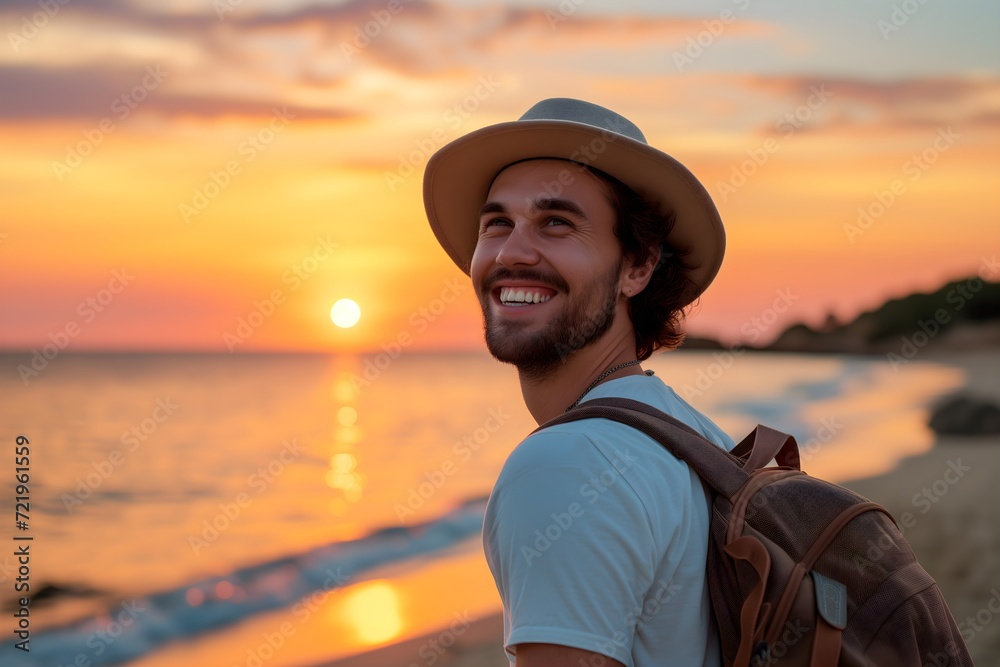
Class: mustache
480,268,570,295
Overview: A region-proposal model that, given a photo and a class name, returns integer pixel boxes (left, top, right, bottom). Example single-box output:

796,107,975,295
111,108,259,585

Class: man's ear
620,247,658,297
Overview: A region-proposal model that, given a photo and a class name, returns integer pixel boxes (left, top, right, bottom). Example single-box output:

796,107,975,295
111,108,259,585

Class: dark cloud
0,65,142,120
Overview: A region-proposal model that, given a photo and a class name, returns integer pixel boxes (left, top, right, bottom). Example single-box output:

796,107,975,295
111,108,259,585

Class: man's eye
482,217,512,229
547,217,571,226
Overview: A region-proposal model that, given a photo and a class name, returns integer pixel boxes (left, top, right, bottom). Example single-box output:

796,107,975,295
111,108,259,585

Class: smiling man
423,98,734,667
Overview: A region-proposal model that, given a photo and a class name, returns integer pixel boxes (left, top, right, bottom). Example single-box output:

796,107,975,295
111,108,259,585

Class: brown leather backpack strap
725,536,772,667
733,425,801,472
537,397,749,498
810,617,842,667
764,503,887,645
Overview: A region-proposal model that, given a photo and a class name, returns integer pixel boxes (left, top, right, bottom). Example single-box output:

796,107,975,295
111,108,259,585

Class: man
423,98,734,667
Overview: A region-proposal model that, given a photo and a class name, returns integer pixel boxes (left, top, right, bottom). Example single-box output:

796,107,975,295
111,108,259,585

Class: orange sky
1,0,998,354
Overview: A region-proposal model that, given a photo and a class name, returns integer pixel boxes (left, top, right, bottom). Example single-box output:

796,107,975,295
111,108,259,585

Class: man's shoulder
499,422,607,478
583,375,736,451
492,376,733,500
496,416,688,497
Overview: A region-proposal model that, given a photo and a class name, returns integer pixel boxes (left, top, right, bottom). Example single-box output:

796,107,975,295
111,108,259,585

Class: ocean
0,350,965,666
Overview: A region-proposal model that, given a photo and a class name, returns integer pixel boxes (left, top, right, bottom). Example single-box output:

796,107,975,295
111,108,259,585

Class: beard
478,262,622,380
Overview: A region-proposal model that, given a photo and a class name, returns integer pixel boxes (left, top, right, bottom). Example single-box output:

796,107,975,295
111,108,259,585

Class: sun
331,298,361,328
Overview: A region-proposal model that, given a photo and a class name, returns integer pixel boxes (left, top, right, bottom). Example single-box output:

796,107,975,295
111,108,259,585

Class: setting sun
331,298,362,328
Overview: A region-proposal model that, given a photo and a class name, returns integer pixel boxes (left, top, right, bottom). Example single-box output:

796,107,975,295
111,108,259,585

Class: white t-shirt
482,373,735,667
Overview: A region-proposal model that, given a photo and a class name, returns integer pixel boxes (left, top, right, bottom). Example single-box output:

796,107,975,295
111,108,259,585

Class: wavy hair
589,166,700,360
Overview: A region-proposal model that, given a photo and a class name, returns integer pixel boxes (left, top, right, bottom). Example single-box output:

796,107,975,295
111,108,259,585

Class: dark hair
589,167,700,360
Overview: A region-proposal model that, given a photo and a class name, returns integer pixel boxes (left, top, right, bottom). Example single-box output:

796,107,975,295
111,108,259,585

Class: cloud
0,65,145,120
325,3,778,77
0,64,360,121
0,1,449,120
2,0,995,135
0,0,782,122
739,74,1000,135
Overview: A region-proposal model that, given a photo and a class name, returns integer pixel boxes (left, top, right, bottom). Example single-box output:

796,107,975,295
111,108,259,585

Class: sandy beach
323,350,1000,667
318,612,507,667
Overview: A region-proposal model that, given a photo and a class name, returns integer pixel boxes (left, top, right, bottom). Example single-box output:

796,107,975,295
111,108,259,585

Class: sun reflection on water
339,580,404,645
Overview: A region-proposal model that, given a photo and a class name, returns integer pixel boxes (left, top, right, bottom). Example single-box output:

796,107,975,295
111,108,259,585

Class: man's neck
518,327,644,424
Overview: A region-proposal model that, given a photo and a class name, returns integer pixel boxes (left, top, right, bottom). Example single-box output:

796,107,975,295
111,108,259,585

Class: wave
8,496,488,667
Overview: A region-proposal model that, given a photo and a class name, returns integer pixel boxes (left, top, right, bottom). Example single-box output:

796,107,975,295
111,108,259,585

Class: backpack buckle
750,640,770,667
811,571,848,629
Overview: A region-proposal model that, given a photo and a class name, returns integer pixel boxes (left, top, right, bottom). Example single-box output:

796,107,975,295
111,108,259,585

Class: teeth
499,288,553,305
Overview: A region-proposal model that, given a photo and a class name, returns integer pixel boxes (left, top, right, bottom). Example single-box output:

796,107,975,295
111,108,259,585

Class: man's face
470,159,627,377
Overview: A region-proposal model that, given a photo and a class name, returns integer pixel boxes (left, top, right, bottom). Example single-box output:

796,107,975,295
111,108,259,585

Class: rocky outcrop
680,276,1000,355
929,394,1000,436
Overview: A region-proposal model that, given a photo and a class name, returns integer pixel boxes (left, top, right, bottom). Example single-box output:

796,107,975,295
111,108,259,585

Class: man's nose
495,224,540,267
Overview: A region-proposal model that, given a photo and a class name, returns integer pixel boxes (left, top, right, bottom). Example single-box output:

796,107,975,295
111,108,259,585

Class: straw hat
422,97,725,302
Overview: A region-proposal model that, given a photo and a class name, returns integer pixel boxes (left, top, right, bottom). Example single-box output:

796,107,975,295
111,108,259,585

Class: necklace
565,359,641,411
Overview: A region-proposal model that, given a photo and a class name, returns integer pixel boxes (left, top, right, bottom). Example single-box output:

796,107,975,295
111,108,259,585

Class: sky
1,0,998,354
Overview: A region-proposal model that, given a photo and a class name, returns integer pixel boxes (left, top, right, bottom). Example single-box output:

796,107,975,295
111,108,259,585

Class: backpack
540,397,973,667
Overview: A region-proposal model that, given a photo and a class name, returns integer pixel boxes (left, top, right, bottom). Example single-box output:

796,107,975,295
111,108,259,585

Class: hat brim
423,119,724,302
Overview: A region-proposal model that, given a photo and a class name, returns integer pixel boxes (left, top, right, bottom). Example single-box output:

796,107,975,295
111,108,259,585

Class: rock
929,394,1000,436
678,336,725,350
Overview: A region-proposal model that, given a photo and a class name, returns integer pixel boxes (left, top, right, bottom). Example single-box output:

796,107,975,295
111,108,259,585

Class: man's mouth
496,286,556,307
